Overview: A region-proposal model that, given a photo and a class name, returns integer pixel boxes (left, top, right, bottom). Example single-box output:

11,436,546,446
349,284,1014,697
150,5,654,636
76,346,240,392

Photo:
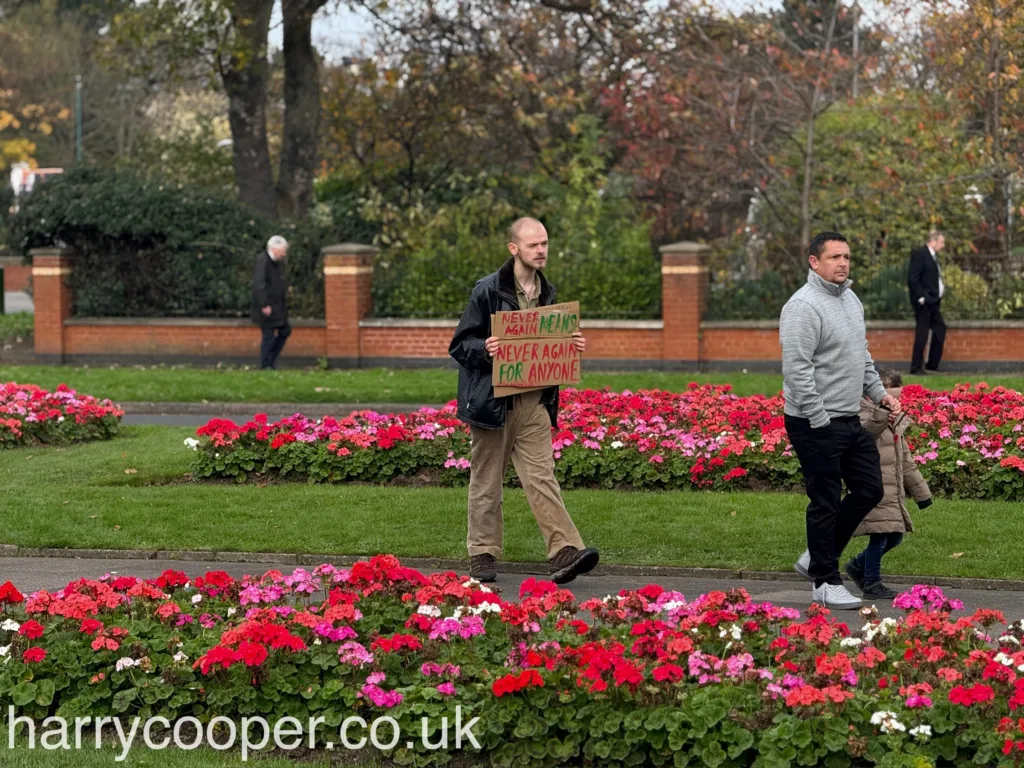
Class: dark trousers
851,533,904,585
911,300,946,373
260,323,291,369
785,415,885,586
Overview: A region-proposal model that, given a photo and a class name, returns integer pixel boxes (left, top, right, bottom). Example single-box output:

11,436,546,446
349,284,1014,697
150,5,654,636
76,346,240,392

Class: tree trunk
221,0,277,218
277,0,328,219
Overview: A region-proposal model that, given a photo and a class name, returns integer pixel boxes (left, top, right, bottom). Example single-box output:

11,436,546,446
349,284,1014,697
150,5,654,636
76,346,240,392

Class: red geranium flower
18,620,44,639
0,581,24,604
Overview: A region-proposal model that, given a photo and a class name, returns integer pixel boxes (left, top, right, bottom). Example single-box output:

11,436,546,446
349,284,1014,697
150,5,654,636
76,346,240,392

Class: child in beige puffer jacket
844,368,933,600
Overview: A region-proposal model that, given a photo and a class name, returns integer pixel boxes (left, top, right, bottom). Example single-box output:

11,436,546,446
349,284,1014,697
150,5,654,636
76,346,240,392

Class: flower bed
189,383,1024,500
1,557,1023,766
0,382,123,448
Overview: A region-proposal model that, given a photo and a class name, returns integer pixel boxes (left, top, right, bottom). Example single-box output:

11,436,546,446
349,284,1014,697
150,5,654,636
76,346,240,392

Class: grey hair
267,235,288,251
927,230,944,243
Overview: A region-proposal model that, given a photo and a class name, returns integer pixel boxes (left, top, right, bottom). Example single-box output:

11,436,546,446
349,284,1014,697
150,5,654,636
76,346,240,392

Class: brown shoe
469,553,497,583
549,546,600,585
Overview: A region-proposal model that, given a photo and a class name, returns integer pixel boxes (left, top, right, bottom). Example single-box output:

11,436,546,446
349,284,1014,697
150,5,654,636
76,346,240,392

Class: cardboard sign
491,302,581,396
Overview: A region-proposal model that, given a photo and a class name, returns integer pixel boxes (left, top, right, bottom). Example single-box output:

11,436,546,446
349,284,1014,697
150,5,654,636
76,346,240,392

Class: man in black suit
251,235,291,370
907,230,947,375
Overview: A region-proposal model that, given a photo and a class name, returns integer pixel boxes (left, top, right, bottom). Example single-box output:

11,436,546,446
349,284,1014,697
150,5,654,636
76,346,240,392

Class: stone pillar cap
29,246,76,257
322,243,379,256
658,241,711,255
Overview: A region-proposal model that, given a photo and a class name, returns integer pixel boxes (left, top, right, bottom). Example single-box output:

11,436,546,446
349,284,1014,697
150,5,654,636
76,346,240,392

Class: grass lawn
2,364,1023,405
1,426,1021,580
3,744,367,767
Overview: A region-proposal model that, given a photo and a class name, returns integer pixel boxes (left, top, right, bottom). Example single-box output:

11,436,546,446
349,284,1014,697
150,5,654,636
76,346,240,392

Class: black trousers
911,300,946,373
260,323,292,369
785,415,884,585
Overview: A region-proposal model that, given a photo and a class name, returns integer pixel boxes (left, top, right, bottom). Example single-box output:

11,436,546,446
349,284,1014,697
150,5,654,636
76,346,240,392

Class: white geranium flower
227,608,237,617
719,624,742,641
870,711,905,734
610,441,624,449
184,438,200,450
191,594,203,605
840,638,863,648
173,652,188,663
910,725,932,739
0,644,9,657
1,619,21,633
116,657,137,672
470,603,501,616
417,605,442,618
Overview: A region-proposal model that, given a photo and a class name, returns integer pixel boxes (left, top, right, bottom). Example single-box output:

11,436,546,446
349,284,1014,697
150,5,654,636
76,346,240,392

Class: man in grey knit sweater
780,231,903,610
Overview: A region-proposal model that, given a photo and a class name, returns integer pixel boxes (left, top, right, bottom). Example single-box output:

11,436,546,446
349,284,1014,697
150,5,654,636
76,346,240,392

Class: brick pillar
323,243,377,368
31,248,75,363
659,241,710,370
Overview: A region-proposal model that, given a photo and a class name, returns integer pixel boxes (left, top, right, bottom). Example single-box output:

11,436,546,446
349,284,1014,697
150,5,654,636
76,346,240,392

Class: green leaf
12,683,37,707
34,679,55,707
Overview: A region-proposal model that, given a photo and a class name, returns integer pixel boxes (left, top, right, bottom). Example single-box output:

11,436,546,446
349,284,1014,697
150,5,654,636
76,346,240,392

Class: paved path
3,291,32,313
2,556,1022,620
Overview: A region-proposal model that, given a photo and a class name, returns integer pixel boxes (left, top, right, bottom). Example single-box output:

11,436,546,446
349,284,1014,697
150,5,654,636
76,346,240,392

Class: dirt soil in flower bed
2,556,1024,767
188,384,1024,501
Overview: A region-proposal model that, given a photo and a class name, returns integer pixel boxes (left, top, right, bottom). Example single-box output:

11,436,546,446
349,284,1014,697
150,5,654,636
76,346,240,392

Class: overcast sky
274,0,906,64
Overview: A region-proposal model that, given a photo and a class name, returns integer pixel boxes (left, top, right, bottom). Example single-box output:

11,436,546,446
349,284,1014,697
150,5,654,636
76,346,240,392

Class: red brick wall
3,264,31,292
64,323,327,358
361,326,453,359
360,324,664,361
701,325,1024,363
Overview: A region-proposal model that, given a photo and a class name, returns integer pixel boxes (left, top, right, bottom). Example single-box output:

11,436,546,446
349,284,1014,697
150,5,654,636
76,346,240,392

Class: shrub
8,168,327,318
943,264,998,320
362,119,661,319
0,312,33,343
706,272,794,321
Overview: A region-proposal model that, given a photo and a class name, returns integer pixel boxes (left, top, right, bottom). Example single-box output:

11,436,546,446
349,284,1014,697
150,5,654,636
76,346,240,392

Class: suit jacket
907,245,941,308
251,250,289,328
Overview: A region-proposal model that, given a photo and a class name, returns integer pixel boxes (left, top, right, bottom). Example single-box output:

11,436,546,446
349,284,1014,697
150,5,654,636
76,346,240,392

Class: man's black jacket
251,250,289,328
449,258,560,430
907,245,941,309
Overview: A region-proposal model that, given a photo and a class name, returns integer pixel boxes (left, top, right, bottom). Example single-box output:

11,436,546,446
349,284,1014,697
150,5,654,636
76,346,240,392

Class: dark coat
251,250,288,328
449,258,560,430
907,245,942,309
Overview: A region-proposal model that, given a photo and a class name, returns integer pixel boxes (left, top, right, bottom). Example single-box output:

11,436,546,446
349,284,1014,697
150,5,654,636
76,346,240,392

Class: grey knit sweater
780,270,887,428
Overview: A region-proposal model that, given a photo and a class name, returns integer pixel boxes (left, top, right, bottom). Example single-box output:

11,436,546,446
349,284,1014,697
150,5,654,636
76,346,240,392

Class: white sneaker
794,550,812,581
811,582,863,610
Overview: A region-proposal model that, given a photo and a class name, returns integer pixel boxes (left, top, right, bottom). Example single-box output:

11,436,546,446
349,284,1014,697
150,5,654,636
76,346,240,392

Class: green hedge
8,168,327,318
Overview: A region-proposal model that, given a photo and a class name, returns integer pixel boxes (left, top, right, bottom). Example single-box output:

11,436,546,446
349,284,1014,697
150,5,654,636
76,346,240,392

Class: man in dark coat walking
907,230,947,375
448,217,599,586
251,236,291,370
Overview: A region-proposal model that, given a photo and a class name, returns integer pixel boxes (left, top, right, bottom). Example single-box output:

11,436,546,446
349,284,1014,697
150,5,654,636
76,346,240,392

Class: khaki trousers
467,390,585,560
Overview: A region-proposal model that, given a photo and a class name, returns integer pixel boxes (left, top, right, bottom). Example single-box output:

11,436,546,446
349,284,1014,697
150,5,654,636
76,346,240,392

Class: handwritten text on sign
493,302,580,340
493,339,581,388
